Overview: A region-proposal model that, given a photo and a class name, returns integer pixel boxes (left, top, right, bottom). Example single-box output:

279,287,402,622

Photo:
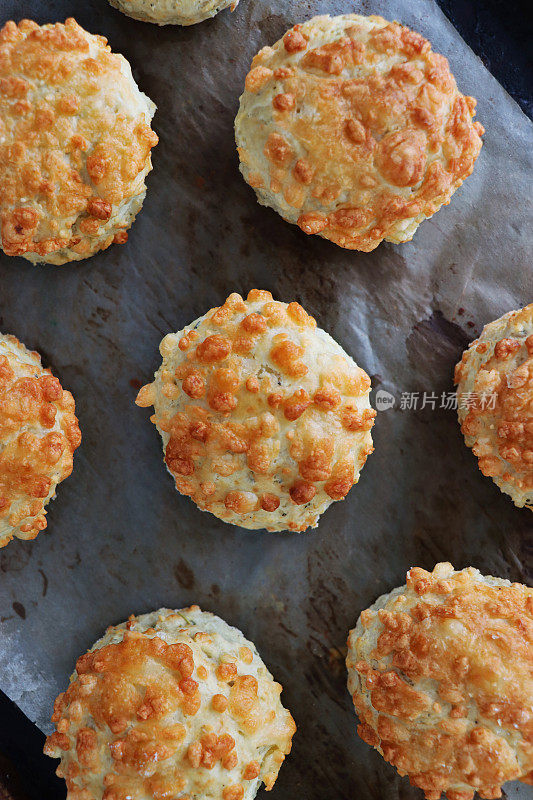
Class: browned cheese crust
0,334,81,547
0,18,158,264
136,290,375,532
235,14,483,251
455,303,533,509
347,564,533,800
44,607,296,800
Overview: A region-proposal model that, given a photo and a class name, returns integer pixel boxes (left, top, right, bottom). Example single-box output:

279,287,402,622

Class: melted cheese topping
347,563,533,800
136,290,375,532
0,333,81,547
108,0,239,26
235,14,483,251
0,18,158,264
45,607,296,800
455,303,533,509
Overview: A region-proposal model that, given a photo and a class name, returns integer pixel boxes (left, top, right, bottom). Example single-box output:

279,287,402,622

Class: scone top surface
346,562,533,800
136,290,375,532
0,333,81,548
0,18,158,265
44,606,296,800
108,0,240,27
455,303,533,509
235,14,483,251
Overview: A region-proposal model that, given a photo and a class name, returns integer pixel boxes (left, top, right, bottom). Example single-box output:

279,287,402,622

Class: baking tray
0,0,532,798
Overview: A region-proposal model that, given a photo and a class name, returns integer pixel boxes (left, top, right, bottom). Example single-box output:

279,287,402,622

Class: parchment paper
0,1,531,798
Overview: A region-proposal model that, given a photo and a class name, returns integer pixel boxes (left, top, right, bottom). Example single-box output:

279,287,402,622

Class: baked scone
136,289,375,532
44,606,296,799
0,334,81,548
108,0,239,26
455,303,533,510
235,14,483,251
346,562,533,800
0,18,158,265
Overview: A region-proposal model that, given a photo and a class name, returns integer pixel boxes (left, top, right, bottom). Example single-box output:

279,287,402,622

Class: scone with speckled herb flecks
346,562,533,800
0,334,81,548
455,303,533,510
0,18,158,265
136,289,375,532
44,606,296,800
108,0,240,26
235,14,483,251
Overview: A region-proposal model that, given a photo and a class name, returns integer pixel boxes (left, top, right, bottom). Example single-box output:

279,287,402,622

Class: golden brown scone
136,290,375,532
0,333,81,548
346,562,533,800
455,303,533,509
235,14,483,251
44,606,296,800
0,18,158,265
108,0,240,26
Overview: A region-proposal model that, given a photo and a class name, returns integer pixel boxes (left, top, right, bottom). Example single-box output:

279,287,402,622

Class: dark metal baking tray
0,1,532,798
